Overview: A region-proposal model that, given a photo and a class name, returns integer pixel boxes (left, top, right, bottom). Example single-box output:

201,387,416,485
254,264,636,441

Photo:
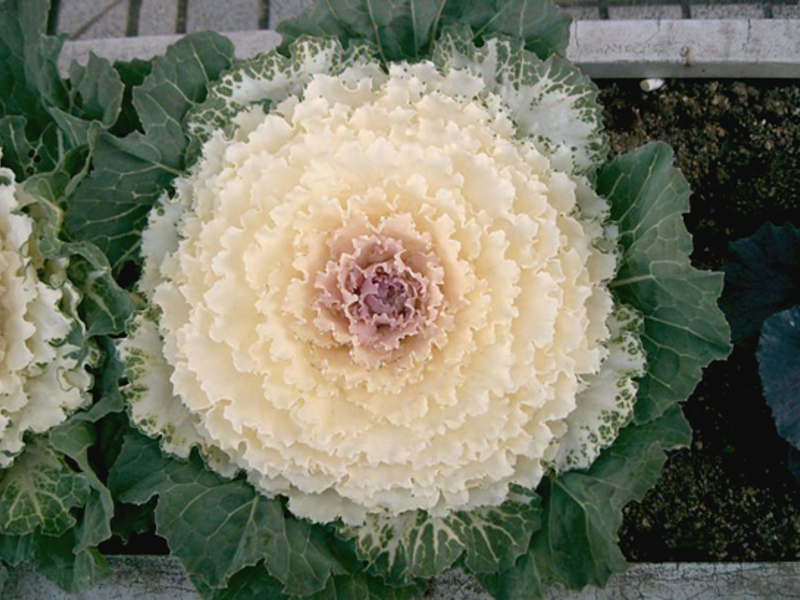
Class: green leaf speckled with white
184,37,378,162
597,142,731,423
0,440,90,536
553,302,646,471
337,487,540,585
433,26,607,175
117,311,228,467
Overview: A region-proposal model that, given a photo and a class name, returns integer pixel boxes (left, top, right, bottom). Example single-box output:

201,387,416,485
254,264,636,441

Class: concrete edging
6,557,800,599
59,19,800,78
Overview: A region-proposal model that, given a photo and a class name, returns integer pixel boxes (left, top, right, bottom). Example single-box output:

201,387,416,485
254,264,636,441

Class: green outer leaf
208,564,426,600
277,0,570,63
109,432,349,597
482,405,691,600
48,53,125,148
65,32,235,272
0,116,60,179
49,412,118,551
597,142,731,423
0,440,90,536
21,150,139,336
337,487,540,584
0,534,35,566
110,58,153,138
0,0,66,132
206,563,289,600
32,530,111,594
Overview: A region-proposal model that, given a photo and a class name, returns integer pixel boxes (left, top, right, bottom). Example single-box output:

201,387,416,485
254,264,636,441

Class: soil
601,79,800,561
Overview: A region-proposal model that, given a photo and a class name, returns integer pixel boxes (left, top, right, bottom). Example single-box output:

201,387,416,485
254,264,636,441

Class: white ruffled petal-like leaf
0,153,92,468
433,25,608,175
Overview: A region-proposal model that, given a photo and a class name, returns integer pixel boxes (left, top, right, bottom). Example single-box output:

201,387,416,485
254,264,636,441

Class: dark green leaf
0,0,66,131
0,533,35,566
47,53,124,149
722,222,800,343
110,432,349,596
440,0,571,60
597,142,731,423
483,405,691,600
33,529,111,594
66,33,235,272
206,563,289,600
758,306,800,449
0,116,60,179
277,0,570,62
67,53,124,127
49,421,113,551
20,150,139,336
789,446,800,484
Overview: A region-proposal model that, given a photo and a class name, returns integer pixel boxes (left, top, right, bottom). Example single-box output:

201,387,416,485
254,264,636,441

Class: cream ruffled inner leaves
121,44,644,528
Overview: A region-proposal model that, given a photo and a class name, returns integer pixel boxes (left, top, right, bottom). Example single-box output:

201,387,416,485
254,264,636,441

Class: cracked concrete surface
7,559,800,599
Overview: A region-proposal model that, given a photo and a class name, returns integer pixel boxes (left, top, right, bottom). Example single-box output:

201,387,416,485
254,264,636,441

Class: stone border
60,19,800,78
7,557,800,599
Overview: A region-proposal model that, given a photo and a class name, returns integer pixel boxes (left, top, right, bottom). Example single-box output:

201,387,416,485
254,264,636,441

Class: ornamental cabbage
0,0,141,592
0,151,91,466
121,45,646,525
55,1,731,598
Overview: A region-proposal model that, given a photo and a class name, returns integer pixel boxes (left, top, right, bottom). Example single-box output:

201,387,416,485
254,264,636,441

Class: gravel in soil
600,79,800,561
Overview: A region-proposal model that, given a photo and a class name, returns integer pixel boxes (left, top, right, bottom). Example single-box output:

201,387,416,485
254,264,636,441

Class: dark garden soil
602,79,800,561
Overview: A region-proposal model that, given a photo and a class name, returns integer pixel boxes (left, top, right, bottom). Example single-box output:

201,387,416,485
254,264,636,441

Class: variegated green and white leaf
433,26,607,175
184,37,379,161
118,311,228,467
337,487,541,584
0,439,90,536
553,302,647,471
